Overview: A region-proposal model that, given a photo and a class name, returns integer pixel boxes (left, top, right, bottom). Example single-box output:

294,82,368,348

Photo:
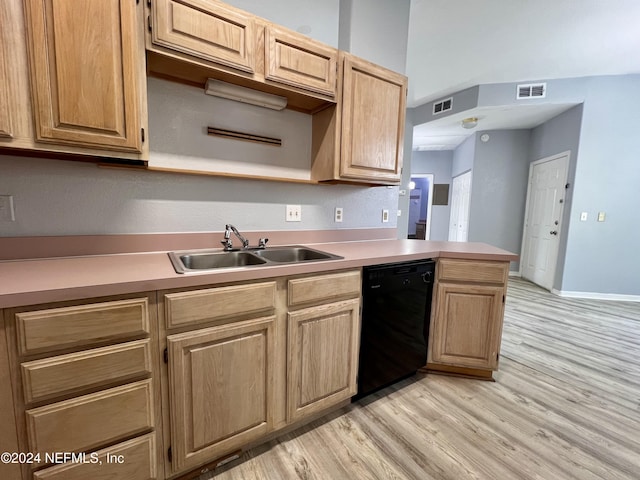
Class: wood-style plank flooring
203,278,640,479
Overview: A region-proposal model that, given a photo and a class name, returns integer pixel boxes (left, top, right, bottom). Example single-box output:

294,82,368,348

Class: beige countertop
0,240,517,308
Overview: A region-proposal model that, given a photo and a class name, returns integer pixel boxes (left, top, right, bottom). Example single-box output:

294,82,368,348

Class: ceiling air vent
517,83,547,99
433,97,453,115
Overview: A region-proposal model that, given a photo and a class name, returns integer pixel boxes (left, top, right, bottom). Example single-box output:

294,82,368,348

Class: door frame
409,173,434,240
519,150,570,288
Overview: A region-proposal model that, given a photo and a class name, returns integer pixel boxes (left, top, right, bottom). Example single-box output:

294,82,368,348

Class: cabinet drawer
288,270,361,307
164,281,276,329
15,298,149,356
437,258,508,284
26,379,154,454
33,433,157,480
265,26,337,97
21,340,152,404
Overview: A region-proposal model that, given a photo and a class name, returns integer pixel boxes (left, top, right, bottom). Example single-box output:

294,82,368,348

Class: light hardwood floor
203,278,640,479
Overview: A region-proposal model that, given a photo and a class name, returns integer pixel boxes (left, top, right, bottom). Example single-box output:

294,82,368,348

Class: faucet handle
258,238,269,248
221,239,233,251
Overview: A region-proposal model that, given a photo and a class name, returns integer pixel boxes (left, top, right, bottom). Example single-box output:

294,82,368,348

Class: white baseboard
508,270,521,277
551,288,640,302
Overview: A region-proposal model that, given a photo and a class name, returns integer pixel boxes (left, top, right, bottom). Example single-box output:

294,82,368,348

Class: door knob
550,230,558,235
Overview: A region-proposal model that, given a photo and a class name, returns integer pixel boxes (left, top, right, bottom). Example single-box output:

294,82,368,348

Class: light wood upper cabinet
339,54,406,183
264,25,337,97
23,0,144,152
151,0,256,74
0,42,12,138
166,316,277,472
311,53,407,185
287,298,360,423
428,259,509,375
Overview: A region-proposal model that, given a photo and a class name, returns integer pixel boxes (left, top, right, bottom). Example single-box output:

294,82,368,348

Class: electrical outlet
335,207,343,223
597,211,606,222
580,212,588,221
0,195,15,222
286,205,301,222
397,210,402,217
382,209,389,223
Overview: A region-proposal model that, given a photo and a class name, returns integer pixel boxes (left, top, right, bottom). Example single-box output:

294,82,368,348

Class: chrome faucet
220,225,269,251
221,224,249,251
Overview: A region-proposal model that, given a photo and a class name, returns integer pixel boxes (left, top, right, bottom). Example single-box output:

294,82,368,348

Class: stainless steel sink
253,246,341,263
169,250,267,273
168,246,342,273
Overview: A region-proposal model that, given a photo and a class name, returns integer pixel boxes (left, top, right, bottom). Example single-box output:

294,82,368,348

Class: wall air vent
433,97,453,115
517,83,547,99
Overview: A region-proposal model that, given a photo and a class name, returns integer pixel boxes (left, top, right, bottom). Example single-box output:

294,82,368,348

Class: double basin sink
169,245,343,274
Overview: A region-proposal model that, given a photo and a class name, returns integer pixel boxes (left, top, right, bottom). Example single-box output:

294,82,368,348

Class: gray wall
452,134,475,177
397,111,414,239
528,104,583,289
478,77,589,107
469,130,531,271
340,0,411,73
410,150,453,241
0,155,398,236
560,75,640,295
225,0,339,47
413,86,480,124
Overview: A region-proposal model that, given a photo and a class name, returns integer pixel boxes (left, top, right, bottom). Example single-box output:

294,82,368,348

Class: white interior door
448,171,472,242
521,153,569,290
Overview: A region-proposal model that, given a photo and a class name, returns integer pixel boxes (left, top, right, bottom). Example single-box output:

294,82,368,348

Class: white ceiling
406,0,640,150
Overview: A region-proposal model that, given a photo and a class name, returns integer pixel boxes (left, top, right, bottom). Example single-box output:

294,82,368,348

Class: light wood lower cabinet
25,379,154,454
2,292,162,480
287,299,360,422
33,433,157,480
160,270,361,477
427,259,509,377
166,316,278,472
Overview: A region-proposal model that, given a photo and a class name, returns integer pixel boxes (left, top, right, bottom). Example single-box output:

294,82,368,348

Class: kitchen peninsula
0,238,516,480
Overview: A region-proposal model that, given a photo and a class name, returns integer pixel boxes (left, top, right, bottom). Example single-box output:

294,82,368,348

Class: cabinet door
152,0,255,73
340,54,407,184
430,283,505,370
0,40,12,138
287,299,360,423
264,25,337,97
167,316,276,472
23,0,143,151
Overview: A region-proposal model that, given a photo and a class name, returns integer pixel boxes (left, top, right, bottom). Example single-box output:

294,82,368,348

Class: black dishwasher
355,259,435,399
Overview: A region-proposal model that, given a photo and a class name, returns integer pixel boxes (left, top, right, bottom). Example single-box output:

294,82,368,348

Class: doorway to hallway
407,174,434,240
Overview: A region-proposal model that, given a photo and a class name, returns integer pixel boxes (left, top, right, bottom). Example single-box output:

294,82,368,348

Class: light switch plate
598,212,606,222
580,212,588,221
286,205,301,222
